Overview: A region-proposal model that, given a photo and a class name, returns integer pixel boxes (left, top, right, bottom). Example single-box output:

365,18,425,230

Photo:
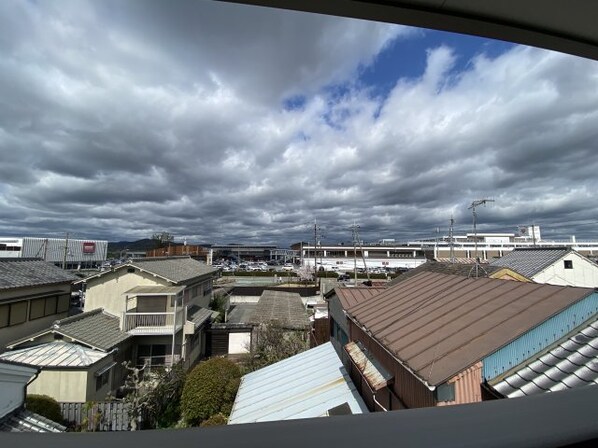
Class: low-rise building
0,259,78,351
345,271,598,410
490,247,598,287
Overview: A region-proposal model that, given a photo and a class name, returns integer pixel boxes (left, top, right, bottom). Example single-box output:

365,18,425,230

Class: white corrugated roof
228,342,368,424
0,341,108,367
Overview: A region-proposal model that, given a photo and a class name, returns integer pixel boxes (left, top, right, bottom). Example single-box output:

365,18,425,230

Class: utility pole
62,232,69,269
468,199,494,277
351,222,359,284
448,216,455,264
314,219,321,282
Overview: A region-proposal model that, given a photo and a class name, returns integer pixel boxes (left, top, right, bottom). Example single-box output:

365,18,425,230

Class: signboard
82,242,96,254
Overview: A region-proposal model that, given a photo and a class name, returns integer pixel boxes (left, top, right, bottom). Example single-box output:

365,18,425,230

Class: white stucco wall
228,332,251,354
533,253,598,287
27,370,89,402
0,362,37,417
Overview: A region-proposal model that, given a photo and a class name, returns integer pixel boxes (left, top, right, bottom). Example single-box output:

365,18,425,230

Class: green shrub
199,413,228,427
181,358,241,426
26,394,63,423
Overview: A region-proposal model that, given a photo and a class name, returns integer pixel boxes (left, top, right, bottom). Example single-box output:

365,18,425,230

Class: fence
60,401,135,431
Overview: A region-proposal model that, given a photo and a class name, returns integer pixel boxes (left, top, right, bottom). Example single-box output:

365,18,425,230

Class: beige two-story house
80,257,218,371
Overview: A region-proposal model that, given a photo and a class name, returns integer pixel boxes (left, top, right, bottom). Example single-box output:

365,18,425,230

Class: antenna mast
468,199,494,277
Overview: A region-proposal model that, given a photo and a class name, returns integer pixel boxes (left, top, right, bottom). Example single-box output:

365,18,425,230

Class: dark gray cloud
0,1,597,246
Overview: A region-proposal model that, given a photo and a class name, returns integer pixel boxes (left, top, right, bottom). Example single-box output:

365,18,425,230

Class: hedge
26,394,64,423
181,358,241,426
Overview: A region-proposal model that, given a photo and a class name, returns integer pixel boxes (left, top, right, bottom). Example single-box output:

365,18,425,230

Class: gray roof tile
490,247,572,278
493,318,598,397
186,305,213,328
0,259,78,291
249,290,309,330
130,257,218,284
53,309,131,350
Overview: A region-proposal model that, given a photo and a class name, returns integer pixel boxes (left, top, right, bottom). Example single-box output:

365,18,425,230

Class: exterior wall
349,321,435,409
483,292,598,380
437,362,483,406
0,362,37,417
28,370,89,402
533,253,598,287
0,283,71,351
27,357,118,403
84,269,166,316
0,237,107,267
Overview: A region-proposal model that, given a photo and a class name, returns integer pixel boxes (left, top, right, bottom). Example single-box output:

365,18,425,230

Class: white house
490,247,598,287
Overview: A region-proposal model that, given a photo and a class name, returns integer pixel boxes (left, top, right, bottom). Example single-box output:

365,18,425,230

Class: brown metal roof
347,271,593,387
333,287,387,310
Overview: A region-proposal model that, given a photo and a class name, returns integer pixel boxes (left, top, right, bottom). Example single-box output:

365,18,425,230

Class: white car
282,263,294,271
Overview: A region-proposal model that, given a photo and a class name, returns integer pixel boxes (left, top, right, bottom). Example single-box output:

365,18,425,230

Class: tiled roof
0,409,66,432
347,271,594,386
249,290,309,330
330,287,386,310
0,259,78,291
130,257,218,284
0,341,109,367
490,247,572,278
388,261,503,287
53,309,130,350
228,342,368,424
492,319,598,398
8,309,130,351
227,304,257,324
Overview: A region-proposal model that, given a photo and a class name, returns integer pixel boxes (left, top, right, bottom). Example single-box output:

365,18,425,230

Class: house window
29,295,70,320
1,302,29,327
564,260,573,269
436,383,455,402
9,301,28,326
95,370,110,391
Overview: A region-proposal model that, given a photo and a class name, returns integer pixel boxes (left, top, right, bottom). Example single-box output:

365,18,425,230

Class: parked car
282,263,294,271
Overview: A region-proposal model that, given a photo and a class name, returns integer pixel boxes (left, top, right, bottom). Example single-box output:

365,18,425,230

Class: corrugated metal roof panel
492,318,598,397
0,341,108,367
0,410,66,432
347,271,594,386
333,287,386,310
345,341,393,391
228,342,368,424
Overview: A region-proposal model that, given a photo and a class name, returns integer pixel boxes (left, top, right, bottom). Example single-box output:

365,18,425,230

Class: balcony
122,308,185,335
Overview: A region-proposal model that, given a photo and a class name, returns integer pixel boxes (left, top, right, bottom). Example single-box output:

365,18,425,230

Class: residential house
209,290,310,357
325,286,386,366
345,271,598,410
228,342,368,424
79,257,218,371
0,259,78,351
0,309,132,402
490,247,598,287
0,359,66,432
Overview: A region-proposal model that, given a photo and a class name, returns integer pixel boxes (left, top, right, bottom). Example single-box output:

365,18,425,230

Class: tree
121,361,187,430
181,357,241,426
243,323,309,372
151,231,175,249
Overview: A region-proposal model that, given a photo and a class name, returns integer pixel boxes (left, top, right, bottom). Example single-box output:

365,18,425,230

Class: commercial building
0,237,108,269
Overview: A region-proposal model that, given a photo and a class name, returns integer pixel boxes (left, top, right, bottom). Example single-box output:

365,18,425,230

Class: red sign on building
82,242,96,254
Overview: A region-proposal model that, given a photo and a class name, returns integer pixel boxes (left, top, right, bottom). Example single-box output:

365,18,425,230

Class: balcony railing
122,308,185,335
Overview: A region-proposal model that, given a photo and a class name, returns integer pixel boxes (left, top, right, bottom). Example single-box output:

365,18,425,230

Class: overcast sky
1,1,598,247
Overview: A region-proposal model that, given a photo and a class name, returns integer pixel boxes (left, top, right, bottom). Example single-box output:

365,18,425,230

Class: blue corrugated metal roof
228,342,368,424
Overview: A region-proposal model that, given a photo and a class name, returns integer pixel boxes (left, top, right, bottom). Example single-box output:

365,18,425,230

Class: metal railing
122,308,184,332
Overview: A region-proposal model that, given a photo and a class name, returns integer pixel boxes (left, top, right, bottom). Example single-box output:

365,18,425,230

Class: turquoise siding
483,292,598,380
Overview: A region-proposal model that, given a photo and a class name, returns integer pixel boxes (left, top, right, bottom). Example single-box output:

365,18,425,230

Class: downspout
24,368,41,411
171,293,178,368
